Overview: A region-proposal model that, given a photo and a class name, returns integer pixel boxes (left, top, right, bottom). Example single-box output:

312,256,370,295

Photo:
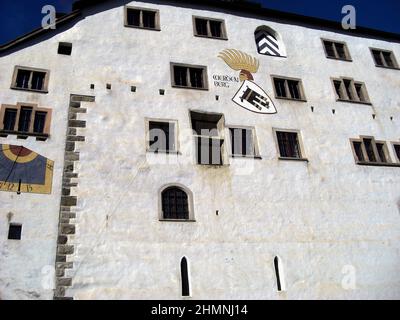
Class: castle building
0,0,399,300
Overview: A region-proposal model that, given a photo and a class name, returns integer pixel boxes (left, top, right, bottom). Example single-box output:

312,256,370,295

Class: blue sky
1,0,399,45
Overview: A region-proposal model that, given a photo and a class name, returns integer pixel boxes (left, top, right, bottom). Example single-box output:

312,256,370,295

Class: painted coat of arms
218,49,277,114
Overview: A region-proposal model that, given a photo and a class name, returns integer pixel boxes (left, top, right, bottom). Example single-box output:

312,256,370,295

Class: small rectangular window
8,224,22,240
193,17,227,39
171,63,208,90
58,42,72,55
323,39,351,61
0,104,51,139
273,77,305,101
3,108,17,131
276,131,303,159
148,121,176,153
351,137,393,165
125,7,159,30
332,78,370,104
229,128,255,157
371,48,398,69
12,67,49,92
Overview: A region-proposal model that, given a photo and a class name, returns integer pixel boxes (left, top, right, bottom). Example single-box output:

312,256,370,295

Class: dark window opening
354,83,366,102
173,66,188,87
142,10,156,29
394,145,400,162
16,70,31,89
324,41,335,58
195,18,208,36
274,257,282,292
31,72,46,91
343,79,354,101
276,131,301,159
196,136,223,165
353,141,365,162
209,20,222,38
382,51,395,68
3,108,17,131
126,8,141,27
372,50,384,66
33,111,47,134
287,80,301,100
229,128,254,156
149,121,175,152
8,224,22,240
58,42,72,55
363,138,377,162
181,257,190,297
335,43,346,59
189,68,203,88
274,78,287,98
162,187,189,220
18,107,33,132
376,143,388,163
334,80,344,99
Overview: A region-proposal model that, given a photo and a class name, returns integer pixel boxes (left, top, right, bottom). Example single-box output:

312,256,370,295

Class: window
161,186,192,220
332,78,370,104
322,39,351,61
0,103,52,140
181,257,190,297
191,111,225,165
255,26,286,57
273,256,285,292
125,6,160,30
393,144,400,162
370,48,399,69
350,137,394,166
58,42,72,55
272,76,306,101
229,127,258,157
274,129,306,160
11,66,49,93
171,63,208,90
147,120,177,153
193,16,227,39
8,224,22,240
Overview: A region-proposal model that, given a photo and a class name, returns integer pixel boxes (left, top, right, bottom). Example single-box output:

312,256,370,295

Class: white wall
0,0,399,299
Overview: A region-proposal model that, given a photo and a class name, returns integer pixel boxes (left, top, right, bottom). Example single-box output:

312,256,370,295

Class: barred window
276,131,302,159
161,187,189,220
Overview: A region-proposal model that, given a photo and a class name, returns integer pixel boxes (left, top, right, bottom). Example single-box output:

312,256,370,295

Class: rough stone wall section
54,94,95,300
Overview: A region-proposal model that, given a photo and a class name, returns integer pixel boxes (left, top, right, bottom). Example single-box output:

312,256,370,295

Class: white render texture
0,0,399,299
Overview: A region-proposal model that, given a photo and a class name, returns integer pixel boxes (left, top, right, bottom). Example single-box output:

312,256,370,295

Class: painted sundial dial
0,144,54,194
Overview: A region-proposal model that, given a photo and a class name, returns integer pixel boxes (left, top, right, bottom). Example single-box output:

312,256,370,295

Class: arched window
274,256,286,291
181,257,190,297
255,26,286,57
161,186,190,220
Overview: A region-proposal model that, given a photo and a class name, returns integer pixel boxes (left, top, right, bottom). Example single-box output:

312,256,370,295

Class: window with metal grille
193,17,226,39
33,111,47,134
229,128,255,157
171,64,208,90
12,67,49,92
323,40,351,61
273,77,305,101
162,187,189,220
125,7,159,30
276,131,302,159
148,121,175,153
371,49,398,69
8,224,22,240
